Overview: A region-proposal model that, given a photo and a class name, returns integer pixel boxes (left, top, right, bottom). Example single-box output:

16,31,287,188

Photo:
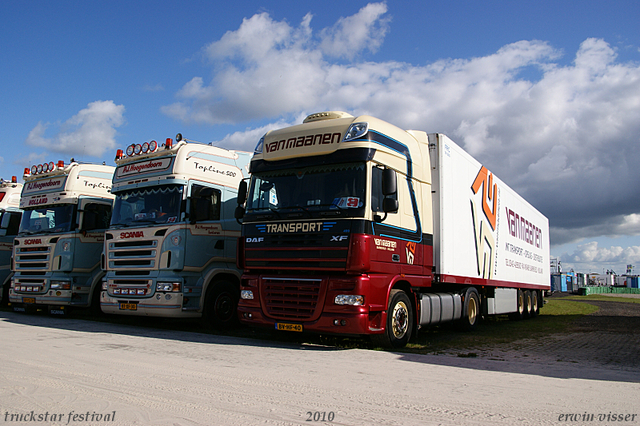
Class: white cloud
163,4,640,247
214,116,301,153
559,241,640,274
25,100,125,158
319,2,390,58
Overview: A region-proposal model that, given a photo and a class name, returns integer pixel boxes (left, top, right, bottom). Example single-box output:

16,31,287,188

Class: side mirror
382,168,397,196
383,198,399,213
234,206,245,221
237,180,248,206
377,168,398,222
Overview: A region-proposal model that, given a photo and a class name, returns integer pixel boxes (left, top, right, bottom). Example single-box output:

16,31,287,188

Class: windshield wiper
131,219,158,225
37,229,62,234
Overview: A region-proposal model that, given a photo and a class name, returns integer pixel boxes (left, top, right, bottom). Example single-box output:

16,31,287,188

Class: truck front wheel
203,280,239,329
1,281,9,308
371,290,413,349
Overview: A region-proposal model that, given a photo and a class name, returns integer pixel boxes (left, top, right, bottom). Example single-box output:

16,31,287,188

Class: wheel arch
387,278,417,323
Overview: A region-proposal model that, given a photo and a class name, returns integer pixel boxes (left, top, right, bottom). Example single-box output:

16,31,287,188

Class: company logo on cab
24,239,43,245
120,231,144,239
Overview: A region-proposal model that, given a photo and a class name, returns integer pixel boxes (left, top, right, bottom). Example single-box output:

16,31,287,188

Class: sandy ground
1,310,639,426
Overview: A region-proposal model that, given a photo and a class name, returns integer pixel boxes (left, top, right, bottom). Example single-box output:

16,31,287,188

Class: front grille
108,239,158,270
15,246,51,271
263,277,323,320
245,233,349,270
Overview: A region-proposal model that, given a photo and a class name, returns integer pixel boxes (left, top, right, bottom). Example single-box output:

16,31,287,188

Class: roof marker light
134,144,142,155
344,122,369,141
149,140,158,152
57,160,64,169
36,164,43,174
165,138,173,149
254,135,265,154
31,165,37,175
126,144,135,157
141,142,149,153
48,161,55,171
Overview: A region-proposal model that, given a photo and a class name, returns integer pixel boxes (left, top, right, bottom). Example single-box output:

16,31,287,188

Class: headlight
50,281,71,290
334,294,364,306
156,282,181,292
240,290,254,300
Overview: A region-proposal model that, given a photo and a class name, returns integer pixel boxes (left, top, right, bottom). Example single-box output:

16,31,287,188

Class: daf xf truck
235,112,550,348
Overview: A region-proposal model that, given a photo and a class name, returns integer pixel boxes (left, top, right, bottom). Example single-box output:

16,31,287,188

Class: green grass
566,294,640,304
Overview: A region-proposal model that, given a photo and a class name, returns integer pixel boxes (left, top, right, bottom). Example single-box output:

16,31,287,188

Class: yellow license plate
275,322,303,332
119,303,138,310
23,297,36,304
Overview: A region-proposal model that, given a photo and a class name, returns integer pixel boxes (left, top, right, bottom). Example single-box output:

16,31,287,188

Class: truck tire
523,290,533,319
203,280,239,329
458,287,480,331
89,284,104,316
371,289,413,349
509,289,525,321
530,290,539,317
1,281,9,308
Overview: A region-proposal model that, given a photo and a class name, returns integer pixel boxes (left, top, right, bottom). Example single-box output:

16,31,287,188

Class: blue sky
2,0,640,275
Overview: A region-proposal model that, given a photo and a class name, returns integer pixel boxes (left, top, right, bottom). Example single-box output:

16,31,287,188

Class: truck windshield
111,185,184,227
19,204,76,235
246,163,366,217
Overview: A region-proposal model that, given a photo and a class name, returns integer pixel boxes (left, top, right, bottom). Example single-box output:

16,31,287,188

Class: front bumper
100,291,199,318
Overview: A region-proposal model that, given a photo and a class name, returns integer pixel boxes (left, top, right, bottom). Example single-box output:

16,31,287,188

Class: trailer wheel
459,287,480,331
530,290,539,317
371,290,413,349
203,280,239,329
509,289,525,321
523,290,533,319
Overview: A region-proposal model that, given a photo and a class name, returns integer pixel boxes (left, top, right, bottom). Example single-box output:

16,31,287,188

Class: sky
2,0,640,275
